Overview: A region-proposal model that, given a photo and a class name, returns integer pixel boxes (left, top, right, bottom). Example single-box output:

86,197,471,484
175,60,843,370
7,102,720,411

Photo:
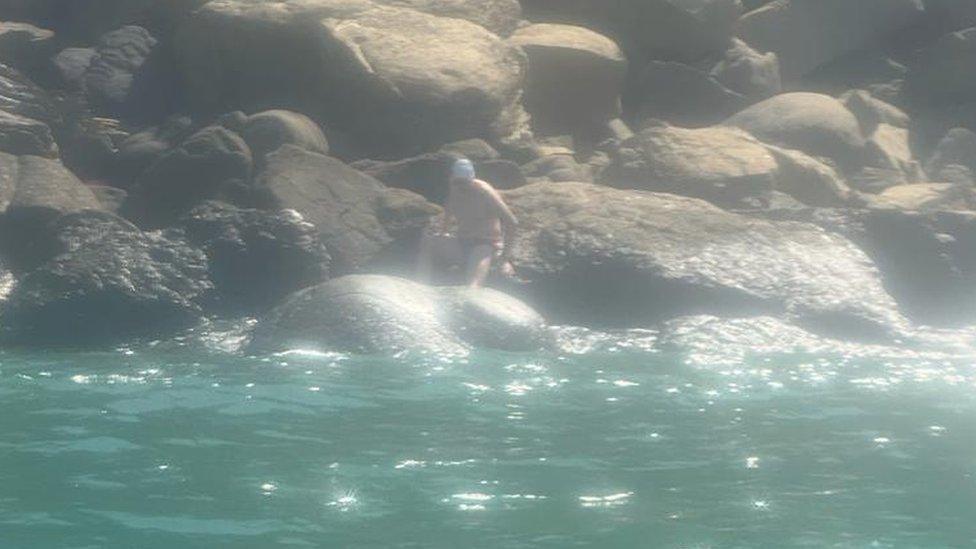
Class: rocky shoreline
1,0,975,354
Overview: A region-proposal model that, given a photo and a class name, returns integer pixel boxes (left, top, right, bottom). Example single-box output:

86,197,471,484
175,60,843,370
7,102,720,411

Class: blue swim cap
451,158,476,181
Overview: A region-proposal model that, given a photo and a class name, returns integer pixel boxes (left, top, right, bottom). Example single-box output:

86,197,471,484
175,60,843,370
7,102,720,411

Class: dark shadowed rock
57,116,130,184
503,182,907,340
633,61,748,128
176,0,527,157
710,38,781,99
82,26,159,117
125,125,253,228
603,123,778,205
907,27,976,107
738,0,925,82
0,22,55,77
520,0,742,64
247,274,547,355
241,110,329,163
253,145,439,273
0,110,56,157
114,115,195,183
509,23,626,133
924,0,976,33
0,210,213,345
53,48,98,88
180,201,331,313
926,127,976,179
725,92,866,171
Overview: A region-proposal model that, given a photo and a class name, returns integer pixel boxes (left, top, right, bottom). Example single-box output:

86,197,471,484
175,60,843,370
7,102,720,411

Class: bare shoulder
473,179,498,194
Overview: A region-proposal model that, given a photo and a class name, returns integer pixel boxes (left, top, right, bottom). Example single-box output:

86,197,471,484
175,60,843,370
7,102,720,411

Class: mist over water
3,332,976,548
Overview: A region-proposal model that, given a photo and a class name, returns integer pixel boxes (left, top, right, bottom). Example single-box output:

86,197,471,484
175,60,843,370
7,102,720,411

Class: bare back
446,180,505,242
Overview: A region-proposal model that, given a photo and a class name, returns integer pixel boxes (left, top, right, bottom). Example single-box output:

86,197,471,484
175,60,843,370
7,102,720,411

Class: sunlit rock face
174,0,528,157
602,123,779,205
503,182,908,341
778,208,976,328
724,92,866,172
248,275,548,355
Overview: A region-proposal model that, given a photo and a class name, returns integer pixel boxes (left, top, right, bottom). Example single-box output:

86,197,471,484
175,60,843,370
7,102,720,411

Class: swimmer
416,158,518,288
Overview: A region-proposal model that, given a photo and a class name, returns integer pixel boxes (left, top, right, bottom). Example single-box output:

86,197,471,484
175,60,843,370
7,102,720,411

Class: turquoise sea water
2,338,976,548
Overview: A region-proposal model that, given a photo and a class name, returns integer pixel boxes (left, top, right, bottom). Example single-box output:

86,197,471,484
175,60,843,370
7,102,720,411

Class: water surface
2,340,976,548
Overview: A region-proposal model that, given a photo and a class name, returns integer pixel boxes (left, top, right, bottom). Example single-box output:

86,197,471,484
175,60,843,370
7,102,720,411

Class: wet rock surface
1,211,213,344
504,182,907,341
248,274,547,355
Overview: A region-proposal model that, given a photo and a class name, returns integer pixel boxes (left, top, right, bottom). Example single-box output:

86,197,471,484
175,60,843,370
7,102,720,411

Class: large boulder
247,274,548,355
603,123,779,205
738,0,925,82
180,201,331,313
176,0,528,157
724,92,866,171
709,38,781,99
124,125,254,228
509,24,626,133
79,26,161,118
0,153,101,217
240,109,329,164
633,61,748,128
0,210,213,345
380,0,522,36
503,182,907,340
520,0,743,64
0,153,104,269
251,145,439,273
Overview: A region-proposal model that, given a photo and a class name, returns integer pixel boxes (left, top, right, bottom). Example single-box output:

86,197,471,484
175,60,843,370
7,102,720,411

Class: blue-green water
2,340,976,548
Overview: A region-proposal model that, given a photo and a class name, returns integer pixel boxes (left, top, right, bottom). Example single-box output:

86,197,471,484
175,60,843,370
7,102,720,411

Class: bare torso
446,180,503,242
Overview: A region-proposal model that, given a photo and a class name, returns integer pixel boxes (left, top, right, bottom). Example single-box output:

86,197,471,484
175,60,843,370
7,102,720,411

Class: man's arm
482,183,518,256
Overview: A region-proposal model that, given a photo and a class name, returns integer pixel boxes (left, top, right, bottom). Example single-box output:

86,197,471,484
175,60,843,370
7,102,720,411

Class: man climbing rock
416,158,518,288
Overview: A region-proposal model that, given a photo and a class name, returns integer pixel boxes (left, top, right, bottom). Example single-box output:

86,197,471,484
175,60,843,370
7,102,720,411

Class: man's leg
415,234,436,283
466,244,495,288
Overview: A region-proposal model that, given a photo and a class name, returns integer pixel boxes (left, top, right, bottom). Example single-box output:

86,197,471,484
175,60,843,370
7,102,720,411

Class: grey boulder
503,181,908,341
248,274,548,355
